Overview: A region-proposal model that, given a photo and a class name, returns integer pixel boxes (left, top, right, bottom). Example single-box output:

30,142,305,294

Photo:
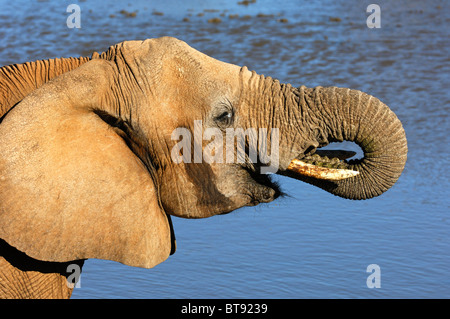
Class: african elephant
0,37,407,298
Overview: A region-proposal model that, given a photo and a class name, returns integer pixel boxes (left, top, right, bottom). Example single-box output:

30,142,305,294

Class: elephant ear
0,58,175,268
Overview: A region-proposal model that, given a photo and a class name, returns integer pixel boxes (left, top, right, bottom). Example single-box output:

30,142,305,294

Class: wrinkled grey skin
0,37,407,298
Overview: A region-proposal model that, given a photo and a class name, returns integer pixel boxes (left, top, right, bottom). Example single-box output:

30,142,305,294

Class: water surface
1,0,449,298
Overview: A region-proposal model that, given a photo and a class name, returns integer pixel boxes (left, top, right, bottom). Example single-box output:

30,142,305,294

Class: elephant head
0,37,407,275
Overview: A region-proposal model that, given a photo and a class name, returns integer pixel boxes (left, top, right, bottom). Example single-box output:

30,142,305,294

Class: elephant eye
214,109,234,127
216,111,231,121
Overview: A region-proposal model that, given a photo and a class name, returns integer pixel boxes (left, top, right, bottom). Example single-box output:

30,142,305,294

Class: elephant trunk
286,86,407,200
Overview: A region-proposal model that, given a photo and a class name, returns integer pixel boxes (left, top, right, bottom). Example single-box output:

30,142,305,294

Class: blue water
1,0,449,298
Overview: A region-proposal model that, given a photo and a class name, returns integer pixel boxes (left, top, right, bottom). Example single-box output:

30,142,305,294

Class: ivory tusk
287,158,359,181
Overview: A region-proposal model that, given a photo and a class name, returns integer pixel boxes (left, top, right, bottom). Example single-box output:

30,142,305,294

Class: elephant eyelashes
216,111,231,121
214,111,233,128
214,103,234,128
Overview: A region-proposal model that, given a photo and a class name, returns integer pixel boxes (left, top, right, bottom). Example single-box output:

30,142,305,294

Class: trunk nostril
304,145,317,156
314,127,328,146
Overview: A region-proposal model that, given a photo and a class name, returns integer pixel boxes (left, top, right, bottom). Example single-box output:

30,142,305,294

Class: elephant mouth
281,149,360,181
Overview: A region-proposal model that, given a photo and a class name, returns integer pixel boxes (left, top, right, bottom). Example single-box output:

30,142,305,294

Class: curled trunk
286,86,407,200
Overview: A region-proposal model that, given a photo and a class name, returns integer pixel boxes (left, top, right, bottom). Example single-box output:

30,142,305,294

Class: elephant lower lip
284,149,359,181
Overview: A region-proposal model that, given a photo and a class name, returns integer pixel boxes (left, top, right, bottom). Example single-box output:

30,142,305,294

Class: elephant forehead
124,38,243,124
128,37,242,87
